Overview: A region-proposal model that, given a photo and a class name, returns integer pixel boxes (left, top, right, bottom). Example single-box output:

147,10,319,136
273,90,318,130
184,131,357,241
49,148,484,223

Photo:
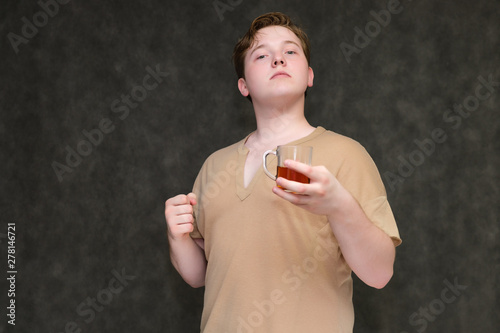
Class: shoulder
312,127,381,180
205,139,241,162
313,127,369,157
193,138,243,191
199,137,245,173
314,128,387,197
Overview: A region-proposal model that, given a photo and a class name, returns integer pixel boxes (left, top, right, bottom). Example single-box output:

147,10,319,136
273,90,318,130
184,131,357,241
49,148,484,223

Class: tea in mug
263,145,313,190
276,166,310,187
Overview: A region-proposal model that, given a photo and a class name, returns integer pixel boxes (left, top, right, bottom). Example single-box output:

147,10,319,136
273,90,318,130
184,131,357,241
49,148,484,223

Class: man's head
233,12,311,81
233,12,313,102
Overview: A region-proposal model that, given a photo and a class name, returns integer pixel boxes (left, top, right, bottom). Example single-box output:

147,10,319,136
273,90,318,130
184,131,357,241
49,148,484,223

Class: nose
272,55,286,67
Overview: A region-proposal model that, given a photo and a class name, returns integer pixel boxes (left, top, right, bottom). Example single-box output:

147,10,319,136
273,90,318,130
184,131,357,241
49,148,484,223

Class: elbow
187,281,205,288
185,275,206,289
369,242,396,289
367,268,393,289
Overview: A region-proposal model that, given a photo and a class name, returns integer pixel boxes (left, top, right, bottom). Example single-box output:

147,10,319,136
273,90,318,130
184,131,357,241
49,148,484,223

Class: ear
238,78,249,97
307,67,314,88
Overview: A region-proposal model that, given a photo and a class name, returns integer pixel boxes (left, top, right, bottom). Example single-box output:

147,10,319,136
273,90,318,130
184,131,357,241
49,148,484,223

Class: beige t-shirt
190,127,401,333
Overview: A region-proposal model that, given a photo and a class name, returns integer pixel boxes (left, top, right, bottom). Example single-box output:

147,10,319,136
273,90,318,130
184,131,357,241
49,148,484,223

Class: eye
256,55,266,60
285,50,296,55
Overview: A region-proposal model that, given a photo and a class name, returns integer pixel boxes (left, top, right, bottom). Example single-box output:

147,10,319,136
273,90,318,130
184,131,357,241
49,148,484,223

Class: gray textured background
1,0,499,332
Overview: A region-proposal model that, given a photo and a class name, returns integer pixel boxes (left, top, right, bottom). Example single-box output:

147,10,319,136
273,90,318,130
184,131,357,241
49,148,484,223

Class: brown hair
232,12,311,80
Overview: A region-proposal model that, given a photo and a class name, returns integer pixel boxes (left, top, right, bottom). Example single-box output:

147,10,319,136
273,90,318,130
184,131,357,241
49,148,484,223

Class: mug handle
262,149,277,180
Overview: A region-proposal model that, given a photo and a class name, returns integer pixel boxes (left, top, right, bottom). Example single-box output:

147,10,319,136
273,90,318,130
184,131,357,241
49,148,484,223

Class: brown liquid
276,166,310,186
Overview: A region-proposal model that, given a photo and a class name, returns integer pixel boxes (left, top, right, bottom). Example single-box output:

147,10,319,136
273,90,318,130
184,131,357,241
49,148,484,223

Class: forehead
251,26,301,48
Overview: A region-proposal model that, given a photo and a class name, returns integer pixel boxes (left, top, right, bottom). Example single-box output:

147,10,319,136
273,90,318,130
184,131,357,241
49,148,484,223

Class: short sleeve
361,196,401,246
334,137,401,247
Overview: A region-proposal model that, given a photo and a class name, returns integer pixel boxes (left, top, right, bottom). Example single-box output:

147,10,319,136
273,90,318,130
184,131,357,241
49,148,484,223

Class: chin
262,92,305,105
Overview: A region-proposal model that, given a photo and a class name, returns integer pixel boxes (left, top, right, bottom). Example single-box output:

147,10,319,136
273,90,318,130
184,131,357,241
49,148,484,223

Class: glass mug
262,145,313,189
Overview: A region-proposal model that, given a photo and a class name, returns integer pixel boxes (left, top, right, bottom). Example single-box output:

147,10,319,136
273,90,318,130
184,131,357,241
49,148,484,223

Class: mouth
270,71,291,79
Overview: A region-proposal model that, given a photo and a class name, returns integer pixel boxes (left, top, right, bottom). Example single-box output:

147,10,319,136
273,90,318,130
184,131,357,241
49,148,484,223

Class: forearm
327,189,395,289
168,235,207,288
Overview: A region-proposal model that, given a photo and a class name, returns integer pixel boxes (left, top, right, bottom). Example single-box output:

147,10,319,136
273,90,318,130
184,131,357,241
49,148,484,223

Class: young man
165,12,401,333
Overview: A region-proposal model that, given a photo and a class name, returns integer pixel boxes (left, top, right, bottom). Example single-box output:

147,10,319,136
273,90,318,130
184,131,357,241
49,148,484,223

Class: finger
174,203,193,216
170,222,194,236
276,176,309,195
283,160,314,179
166,194,190,207
165,196,193,220
187,192,197,206
177,213,194,225
272,185,311,205
179,223,194,234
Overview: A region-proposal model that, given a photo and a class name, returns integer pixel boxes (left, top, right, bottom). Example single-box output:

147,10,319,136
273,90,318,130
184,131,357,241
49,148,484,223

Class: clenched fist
165,193,197,240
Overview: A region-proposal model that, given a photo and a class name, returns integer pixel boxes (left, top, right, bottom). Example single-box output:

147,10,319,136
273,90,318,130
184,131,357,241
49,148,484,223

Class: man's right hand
165,192,206,287
165,193,197,240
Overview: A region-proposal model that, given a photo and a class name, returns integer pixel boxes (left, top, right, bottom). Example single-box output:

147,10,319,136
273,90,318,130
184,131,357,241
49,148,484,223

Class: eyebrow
249,40,301,56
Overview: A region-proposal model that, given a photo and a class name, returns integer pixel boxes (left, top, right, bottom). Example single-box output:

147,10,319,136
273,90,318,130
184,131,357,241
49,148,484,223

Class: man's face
238,26,314,104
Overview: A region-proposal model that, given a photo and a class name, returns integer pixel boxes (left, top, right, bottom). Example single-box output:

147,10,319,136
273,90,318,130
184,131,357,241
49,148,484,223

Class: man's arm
165,193,207,288
273,160,396,289
324,187,395,289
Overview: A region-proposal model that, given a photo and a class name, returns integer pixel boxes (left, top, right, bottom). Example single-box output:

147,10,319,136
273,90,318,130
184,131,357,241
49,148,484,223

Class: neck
246,95,315,150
